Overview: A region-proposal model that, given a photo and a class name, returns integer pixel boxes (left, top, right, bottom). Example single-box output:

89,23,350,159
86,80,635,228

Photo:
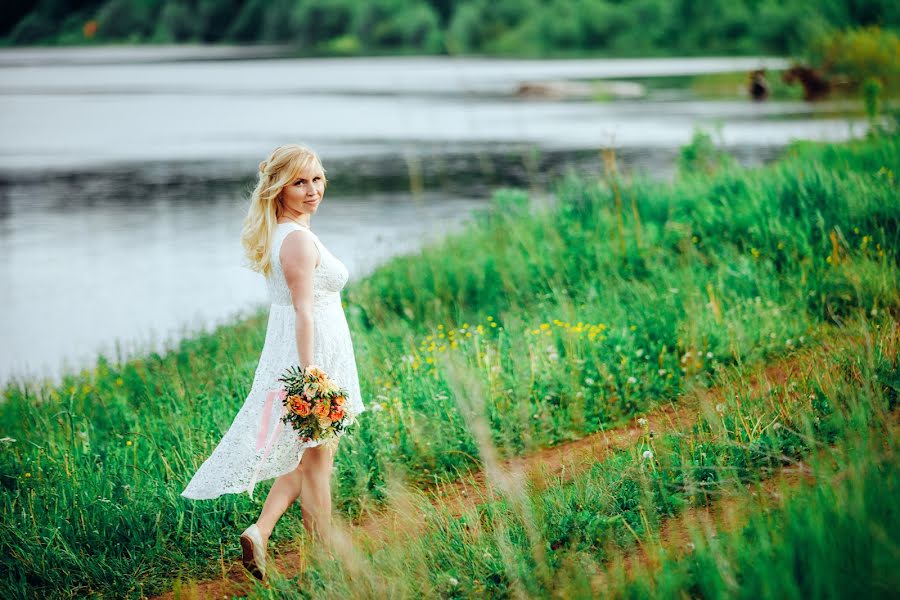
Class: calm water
0,48,867,385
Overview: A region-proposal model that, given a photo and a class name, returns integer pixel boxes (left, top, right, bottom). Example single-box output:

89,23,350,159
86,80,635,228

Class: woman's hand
280,230,321,368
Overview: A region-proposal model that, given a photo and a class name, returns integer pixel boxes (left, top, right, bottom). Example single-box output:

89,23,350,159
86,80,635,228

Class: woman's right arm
279,231,320,369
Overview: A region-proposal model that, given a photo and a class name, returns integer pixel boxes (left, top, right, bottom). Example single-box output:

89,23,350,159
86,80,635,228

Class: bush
809,26,900,92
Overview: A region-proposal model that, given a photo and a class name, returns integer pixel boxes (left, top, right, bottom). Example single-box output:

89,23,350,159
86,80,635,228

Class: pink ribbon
247,388,287,499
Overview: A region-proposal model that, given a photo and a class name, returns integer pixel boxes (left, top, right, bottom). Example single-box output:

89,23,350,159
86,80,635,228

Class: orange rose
313,402,331,418
287,394,303,412
332,395,345,407
329,408,344,421
296,401,311,417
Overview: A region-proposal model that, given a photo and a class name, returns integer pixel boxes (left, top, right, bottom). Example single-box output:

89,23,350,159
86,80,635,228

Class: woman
180,144,366,581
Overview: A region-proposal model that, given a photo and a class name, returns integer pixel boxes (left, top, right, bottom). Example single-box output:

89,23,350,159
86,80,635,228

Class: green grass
0,132,897,598
244,313,898,598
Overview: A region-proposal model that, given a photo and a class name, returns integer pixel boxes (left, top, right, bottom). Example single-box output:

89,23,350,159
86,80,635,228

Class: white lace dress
181,222,366,500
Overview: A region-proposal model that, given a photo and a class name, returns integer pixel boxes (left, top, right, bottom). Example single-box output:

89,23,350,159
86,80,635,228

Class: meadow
1,131,897,598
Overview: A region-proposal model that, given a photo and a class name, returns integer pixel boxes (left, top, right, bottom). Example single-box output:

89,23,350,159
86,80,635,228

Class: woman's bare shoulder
280,228,320,271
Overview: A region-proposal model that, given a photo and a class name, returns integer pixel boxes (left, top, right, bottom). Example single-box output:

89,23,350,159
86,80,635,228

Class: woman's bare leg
254,462,304,545
297,443,337,544
252,441,337,545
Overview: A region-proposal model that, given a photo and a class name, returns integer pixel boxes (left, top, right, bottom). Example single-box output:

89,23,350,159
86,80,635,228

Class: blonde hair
241,144,328,276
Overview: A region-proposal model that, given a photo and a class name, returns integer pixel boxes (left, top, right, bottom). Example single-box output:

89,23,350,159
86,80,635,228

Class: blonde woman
181,144,366,580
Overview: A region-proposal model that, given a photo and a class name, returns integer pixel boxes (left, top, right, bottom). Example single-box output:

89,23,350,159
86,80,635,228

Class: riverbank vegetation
1,131,897,597
3,0,899,60
244,316,898,599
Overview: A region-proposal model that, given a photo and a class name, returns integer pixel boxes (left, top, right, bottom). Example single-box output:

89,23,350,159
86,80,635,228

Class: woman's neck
279,210,311,228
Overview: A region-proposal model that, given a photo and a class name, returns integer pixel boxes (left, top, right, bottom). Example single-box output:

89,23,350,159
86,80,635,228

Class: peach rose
313,402,331,418
296,401,312,417
332,395,346,407
287,395,305,414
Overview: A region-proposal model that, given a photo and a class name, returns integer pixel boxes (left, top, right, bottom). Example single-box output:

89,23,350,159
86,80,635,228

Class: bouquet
248,364,354,498
277,364,353,444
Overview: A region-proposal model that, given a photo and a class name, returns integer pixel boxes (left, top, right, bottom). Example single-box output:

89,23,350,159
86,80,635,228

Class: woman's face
280,165,325,216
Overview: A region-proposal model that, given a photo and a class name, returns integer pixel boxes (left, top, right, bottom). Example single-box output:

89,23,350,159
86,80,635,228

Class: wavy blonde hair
241,144,328,277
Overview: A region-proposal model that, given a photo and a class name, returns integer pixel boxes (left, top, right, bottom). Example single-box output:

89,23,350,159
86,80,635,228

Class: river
0,47,867,385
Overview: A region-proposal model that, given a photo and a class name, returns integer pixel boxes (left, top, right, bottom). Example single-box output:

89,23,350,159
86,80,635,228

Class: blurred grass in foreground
0,132,897,597
247,314,897,598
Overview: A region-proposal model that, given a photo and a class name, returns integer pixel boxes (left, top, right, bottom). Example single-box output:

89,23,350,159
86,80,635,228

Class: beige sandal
239,524,267,581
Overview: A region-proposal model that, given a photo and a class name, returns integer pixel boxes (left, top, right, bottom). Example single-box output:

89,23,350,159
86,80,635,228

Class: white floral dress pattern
181,222,366,500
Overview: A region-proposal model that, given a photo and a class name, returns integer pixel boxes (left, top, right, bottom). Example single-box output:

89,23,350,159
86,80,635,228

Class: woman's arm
279,231,321,368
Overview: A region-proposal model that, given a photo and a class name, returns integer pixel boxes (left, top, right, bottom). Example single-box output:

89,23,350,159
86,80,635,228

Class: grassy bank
1,132,897,597
245,315,896,598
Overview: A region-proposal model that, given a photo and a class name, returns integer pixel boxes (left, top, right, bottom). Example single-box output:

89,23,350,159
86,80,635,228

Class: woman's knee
300,446,334,475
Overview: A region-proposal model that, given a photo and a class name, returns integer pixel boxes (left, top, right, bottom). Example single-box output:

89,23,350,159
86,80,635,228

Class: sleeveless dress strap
273,224,322,268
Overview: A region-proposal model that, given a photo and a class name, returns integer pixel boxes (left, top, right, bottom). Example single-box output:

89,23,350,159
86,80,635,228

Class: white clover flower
575,391,584,399
715,403,726,414
773,422,782,430
706,351,713,359
584,377,595,386
786,339,793,346
371,404,384,412
638,417,648,427
635,348,644,357
548,352,559,362
658,369,667,376
448,577,459,587
642,450,654,461
627,376,638,384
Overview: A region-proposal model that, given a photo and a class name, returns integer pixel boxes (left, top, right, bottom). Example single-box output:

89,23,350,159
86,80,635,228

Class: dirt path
156,343,827,600
594,412,899,594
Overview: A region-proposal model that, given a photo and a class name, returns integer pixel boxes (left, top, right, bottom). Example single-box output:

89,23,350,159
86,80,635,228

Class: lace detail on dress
181,222,366,500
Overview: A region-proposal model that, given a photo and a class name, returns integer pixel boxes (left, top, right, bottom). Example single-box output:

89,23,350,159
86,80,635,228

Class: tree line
3,0,898,57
